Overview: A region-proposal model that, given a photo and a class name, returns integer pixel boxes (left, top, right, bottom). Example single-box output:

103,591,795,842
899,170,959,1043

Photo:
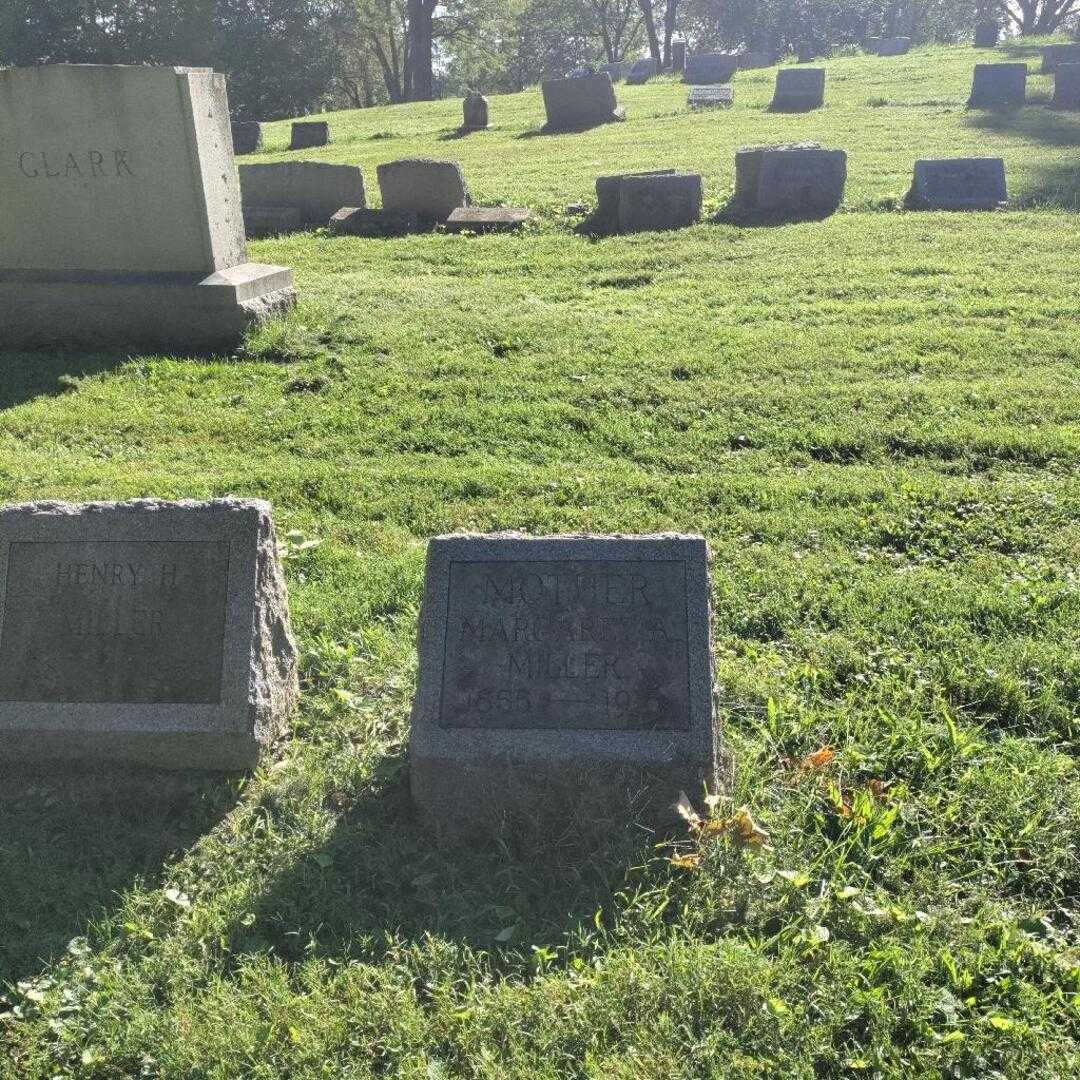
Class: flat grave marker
687,85,734,108
907,158,1007,210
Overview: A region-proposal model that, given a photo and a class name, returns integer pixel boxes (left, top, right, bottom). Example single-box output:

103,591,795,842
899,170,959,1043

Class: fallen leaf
729,806,770,846
800,746,836,771
670,852,703,871
673,790,701,828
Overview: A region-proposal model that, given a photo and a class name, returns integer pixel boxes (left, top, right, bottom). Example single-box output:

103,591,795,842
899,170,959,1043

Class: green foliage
3,43,1080,1079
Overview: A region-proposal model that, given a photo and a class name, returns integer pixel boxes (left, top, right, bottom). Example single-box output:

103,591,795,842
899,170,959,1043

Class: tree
1004,0,1080,33
586,0,644,62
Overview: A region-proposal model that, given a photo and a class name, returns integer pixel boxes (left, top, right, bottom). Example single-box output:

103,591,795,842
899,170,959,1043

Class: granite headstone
1042,44,1080,73
541,73,625,130
462,91,490,130
684,53,739,84
907,158,1007,209
687,85,734,108
617,173,703,233
734,142,847,217
968,63,1026,109
409,534,718,834
671,41,687,73
771,68,826,110
876,37,911,56
290,121,330,150
1052,63,1080,109
231,121,263,155
974,21,1000,48
0,499,298,769
377,159,470,224
239,162,366,233
627,57,659,85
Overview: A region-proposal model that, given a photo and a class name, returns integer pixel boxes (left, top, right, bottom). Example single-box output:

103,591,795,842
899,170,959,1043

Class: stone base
540,107,625,133
0,263,295,355
0,730,263,770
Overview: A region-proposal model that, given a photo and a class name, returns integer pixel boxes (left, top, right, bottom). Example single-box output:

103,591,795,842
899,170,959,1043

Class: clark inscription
439,560,691,730
0,540,229,704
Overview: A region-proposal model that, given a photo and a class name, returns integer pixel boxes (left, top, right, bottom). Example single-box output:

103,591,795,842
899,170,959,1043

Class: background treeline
2,0,1077,119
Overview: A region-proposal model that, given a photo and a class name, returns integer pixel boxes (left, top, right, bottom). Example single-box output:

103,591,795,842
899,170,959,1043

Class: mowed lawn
2,39,1080,1079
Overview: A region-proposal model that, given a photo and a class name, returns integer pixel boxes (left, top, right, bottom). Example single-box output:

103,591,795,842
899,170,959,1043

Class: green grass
2,40,1080,1078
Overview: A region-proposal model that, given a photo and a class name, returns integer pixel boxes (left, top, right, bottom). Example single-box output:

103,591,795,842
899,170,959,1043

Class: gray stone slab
232,121,263,155
328,206,420,237
618,172,702,233
601,61,632,83
541,73,625,130
445,207,533,232
684,53,739,84
737,50,775,69
239,161,366,230
409,534,718,836
968,63,1026,108
734,142,847,217
290,121,330,149
908,157,1007,210
875,37,911,56
1052,63,1080,109
687,84,734,108
462,91,490,129
0,64,294,353
974,21,1000,48
376,158,470,223
1042,43,1080,73
0,499,298,769
626,58,658,85
771,67,825,110
595,169,676,231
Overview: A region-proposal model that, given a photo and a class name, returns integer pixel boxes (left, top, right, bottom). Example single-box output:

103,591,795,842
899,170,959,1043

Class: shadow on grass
0,351,125,411
965,104,1080,147
712,198,841,227
225,754,659,969
0,765,239,986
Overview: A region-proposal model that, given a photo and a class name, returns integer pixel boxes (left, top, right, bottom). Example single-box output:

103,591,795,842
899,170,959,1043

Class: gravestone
797,44,817,63
0,499,298,769
974,21,1000,48
329,206,419,237
672,41,687,72
738,50,775,69
1052,63,1080,109
627,58,658,85
876,37,911,56
377,159,470,224
907,158,1007,209
232,121,263,155
541,73,625,130
1042,44,1080,73
290,121,330,150
771,67,826,110
968,63,1026,109
445,207,533,232
0,65,294,354
462,91,490,130
601,60,632,82
239,162,366,233
687,85,734,108
242,206,304,237
866,37,881,54
409,534,718,835
618,173,702,233
684,53,739,84
595,169,675,231
734,142,847,217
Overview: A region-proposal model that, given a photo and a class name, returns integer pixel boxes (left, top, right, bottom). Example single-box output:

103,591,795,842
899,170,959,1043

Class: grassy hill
3,40,1080,1078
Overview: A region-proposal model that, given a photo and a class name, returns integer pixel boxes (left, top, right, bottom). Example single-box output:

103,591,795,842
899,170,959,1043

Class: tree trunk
407,0,434,100
638,0,662,67
662,0,677,67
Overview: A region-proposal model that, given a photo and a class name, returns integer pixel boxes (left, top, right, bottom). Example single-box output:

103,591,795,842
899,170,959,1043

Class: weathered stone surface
687,85,734,108
734,142,847,217
462,91,490,129
541,73,625,130
626,58,658,85
875,37,911,56
771,67,825,110
0,499,298,769
232,121,263,155
409,534,718,836
242,205,304,237
376,158,470,223
445,206,533,232
1042,43,1080,73
1052,63,1080,109
968,63,1026,109
908,158,1007,209
239,162,366,230
328,206,420,236
684,52,739,84
290,121,330,149
974,21,1000,48
618,172,702,233
672,41,687,72
595,169,675,230
0,65,294,354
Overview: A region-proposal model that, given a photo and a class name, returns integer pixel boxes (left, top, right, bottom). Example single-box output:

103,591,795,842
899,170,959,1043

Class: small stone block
771,67,826,110
377,158,470,223
289,121,330,150
1052,63,1080,109
239,162,366,229
328,207,420,236
908,158,1007,210
618,173,702,233
684,53,739,84
735,141,847,217
541,73,625,130
462,91,490,130
1042,44,1080,73
687,85,734,108
409,534,719,836
445,207,533,232
232,121,263,155
0,499,298,769
968,63,1027,109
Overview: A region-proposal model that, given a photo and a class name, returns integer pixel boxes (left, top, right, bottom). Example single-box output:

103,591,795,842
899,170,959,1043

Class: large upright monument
0,65,295,354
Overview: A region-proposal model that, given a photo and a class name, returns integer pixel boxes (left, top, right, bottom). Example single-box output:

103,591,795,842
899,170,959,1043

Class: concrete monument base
0,263,295,354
